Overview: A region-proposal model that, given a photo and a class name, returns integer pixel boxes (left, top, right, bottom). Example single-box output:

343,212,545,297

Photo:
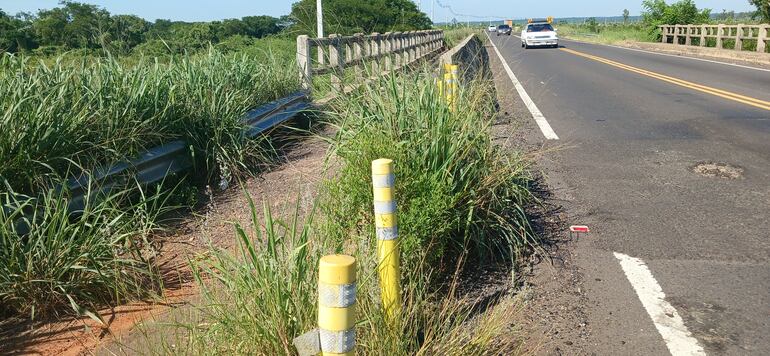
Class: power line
433,0,508,21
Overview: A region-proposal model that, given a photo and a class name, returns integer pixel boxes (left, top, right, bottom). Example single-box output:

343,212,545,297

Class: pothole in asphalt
692,162,744,179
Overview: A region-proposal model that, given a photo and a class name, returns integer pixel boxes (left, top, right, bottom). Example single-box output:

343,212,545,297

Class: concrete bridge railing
296,30,445,95
659,24,770,53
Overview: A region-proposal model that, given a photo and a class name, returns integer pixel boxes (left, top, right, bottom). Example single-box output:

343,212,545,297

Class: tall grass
0,181,173,321
557,23,651,44
323,69,537,269
145,66,535,355
147,195,521,355
0,41,298,321
444,28,482,47
0,47,297,195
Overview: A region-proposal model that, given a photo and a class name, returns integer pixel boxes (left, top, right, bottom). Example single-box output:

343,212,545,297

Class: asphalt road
487,33,770,355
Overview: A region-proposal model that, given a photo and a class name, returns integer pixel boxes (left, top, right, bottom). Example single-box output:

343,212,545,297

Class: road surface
487,33,770,355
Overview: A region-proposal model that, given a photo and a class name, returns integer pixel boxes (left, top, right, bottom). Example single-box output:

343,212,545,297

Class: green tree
289,0,431,36
33,1,112,49
623,9,630,24
749,0,770,22
642,0,711,27
241,15,281,37
110,14,149,52
642,0,711,41
585,17,599,33
0,11,37,53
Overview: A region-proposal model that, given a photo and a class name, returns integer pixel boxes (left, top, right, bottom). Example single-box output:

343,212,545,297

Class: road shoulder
485,40,592,356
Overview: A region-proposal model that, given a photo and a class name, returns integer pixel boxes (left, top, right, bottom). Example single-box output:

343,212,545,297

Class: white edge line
613,252,706,356
561,38,770,73
486,32,559,140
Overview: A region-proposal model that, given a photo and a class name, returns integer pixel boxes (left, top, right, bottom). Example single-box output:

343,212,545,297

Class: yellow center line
559,47,770,112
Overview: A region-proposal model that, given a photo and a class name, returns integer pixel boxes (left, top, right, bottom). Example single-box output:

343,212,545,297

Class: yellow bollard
371,158,402,323
318,255,357,356
443,64,459,112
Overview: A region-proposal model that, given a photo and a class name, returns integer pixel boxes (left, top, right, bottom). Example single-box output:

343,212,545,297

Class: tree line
0,0,432,56
0,1,286,55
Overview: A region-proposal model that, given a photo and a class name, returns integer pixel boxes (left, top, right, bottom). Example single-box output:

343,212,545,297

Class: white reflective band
376,226,398,241
372,173,395,188
318,283,356,308
373,201,397,214
319,328,356,353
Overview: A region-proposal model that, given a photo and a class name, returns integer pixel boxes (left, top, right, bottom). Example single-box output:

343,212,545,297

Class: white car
521,21,559,48
488,25,496,32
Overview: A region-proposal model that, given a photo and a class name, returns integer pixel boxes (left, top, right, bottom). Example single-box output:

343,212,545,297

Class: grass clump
444,27,483,47
0,183,172,321
323,70,537,269
0,47,297,195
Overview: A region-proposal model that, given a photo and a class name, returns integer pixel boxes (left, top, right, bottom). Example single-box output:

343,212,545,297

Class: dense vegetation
749,0,770,23
0,1,286,55
560,0,766,44
0,48,296,195
0,47,297,321
0,0,434,57
0,0,444,325
149,62,534,355
289,0,431,36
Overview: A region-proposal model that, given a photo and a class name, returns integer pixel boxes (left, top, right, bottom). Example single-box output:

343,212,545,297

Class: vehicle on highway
496,24,512,36
521,19,558,48
488,25,497,32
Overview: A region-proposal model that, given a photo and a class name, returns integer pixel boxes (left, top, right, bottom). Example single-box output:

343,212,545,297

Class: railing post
329,34,343,92
417,32,423,59
717,24,725,49
318,255,357,355
685,25,692,46
660,26,667,43
296,35,312,93
393,32,404,68
344,39,353,68
353,33,363,81
383,32,393,71
410,32,417,63
371,158,401,324
735,24,744,51
371,32,381,75
758,25,768,53
673,25,680,44
700,25,707,47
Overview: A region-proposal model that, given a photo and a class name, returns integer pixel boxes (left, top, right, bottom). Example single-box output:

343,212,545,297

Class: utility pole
431,0,435,24
316,0,324,38
317,0,324,64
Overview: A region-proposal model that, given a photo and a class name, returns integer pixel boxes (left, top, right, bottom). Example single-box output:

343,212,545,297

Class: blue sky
0,0,756,22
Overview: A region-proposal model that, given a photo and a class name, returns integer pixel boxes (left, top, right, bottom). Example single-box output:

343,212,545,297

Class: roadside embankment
108,34,543,355
440,33,491,84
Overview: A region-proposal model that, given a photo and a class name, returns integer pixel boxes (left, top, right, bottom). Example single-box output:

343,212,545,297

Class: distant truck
505,19,513,27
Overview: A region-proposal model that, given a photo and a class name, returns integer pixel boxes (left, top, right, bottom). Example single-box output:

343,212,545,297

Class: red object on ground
570,225,590,233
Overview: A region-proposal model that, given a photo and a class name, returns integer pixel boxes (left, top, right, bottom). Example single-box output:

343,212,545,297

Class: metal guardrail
660,24,769,53
3,91,311,220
